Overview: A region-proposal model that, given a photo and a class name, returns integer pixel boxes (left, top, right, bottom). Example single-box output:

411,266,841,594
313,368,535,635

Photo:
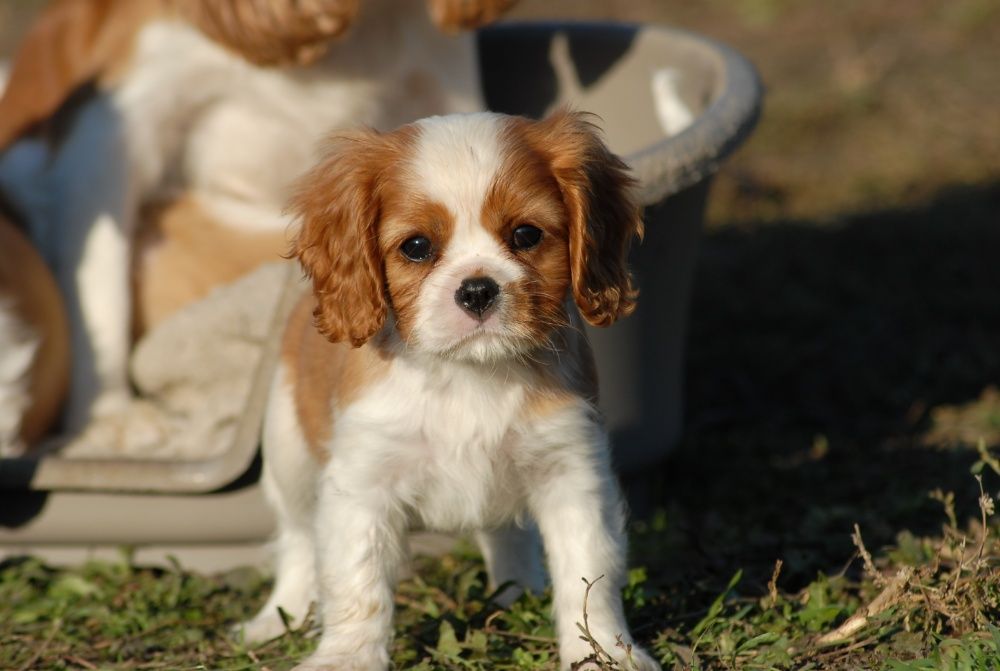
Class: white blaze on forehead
409,113,510,260
407,113,527,359
410,113,507,214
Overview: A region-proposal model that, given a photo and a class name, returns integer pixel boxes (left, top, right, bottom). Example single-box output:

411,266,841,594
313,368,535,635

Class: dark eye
400,235,433,262
511,224,542,250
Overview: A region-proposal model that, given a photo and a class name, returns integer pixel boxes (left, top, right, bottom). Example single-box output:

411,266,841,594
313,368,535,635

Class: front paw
68,396,169,456
566,643,662,671
618,645,662,671
232,612,288,645
291,649,387,671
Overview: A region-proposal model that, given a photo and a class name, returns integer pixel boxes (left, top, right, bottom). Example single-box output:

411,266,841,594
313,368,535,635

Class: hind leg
476,522,546,606
239,365,318,642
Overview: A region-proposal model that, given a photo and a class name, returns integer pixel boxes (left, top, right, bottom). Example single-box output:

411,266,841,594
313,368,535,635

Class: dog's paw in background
68,398,170,456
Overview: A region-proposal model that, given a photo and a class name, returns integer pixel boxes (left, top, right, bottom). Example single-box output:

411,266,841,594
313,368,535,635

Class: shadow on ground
630,180,1000,600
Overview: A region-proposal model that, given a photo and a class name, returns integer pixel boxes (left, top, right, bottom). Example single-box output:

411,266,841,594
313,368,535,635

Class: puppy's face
379,115,575,361
291,111,642,361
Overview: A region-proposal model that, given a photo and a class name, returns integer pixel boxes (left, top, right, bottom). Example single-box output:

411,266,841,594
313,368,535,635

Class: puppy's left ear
288,128,403,346
532,110,644,327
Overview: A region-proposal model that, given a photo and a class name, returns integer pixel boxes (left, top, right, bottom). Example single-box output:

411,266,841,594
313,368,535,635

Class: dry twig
767,559,783,609
573,575,630,670
851,524,884,587
816,566,914,646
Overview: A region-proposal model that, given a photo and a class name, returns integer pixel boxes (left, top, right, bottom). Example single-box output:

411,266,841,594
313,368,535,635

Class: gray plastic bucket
0,21,761,566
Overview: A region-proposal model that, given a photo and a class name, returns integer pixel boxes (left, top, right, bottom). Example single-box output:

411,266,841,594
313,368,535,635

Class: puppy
241,110,660,671
0,0,515,436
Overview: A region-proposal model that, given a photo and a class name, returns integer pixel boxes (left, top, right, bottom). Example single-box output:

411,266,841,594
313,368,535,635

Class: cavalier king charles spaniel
240,109,660,671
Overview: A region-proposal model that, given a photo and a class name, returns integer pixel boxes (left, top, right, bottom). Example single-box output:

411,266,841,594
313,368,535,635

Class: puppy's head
290,110,642,362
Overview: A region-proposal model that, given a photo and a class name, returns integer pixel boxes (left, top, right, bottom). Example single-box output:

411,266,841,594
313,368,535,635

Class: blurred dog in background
0,0,516,448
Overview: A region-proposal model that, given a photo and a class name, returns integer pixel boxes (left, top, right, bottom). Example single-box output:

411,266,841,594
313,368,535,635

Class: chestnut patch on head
480,124,573,343
512,110,644,327
288,125,417,347
379,197,455,342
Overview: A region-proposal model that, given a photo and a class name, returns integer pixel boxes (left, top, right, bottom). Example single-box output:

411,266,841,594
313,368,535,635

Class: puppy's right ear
526,109,643,327
288,129,401,346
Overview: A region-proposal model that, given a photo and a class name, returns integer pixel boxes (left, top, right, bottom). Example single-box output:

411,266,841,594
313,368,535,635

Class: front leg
528,417,660,671
297,469,407,671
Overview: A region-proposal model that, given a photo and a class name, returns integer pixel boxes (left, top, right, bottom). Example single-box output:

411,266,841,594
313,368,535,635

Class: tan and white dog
0,0,515,439
241,110,660,671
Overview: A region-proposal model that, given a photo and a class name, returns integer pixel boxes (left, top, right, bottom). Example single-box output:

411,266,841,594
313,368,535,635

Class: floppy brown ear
288,129,394,346
530,110,643,327
426,0,519,33
174,0,357,66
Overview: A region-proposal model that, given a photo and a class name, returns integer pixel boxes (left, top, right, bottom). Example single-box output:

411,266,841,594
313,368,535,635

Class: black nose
455,277,500,317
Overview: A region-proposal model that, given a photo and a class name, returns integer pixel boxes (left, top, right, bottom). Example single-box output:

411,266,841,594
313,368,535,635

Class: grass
3,0,1000,669
2,459,998,670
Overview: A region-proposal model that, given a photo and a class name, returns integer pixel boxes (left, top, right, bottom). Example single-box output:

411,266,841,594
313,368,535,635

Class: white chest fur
327,357,541,531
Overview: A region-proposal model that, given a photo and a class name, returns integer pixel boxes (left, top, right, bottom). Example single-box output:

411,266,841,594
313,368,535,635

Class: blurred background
1,1,999,667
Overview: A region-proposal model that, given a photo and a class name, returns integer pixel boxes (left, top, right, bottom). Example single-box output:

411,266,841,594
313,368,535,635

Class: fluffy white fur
0,0,485,433
240,113,660,671
252,360,656,671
